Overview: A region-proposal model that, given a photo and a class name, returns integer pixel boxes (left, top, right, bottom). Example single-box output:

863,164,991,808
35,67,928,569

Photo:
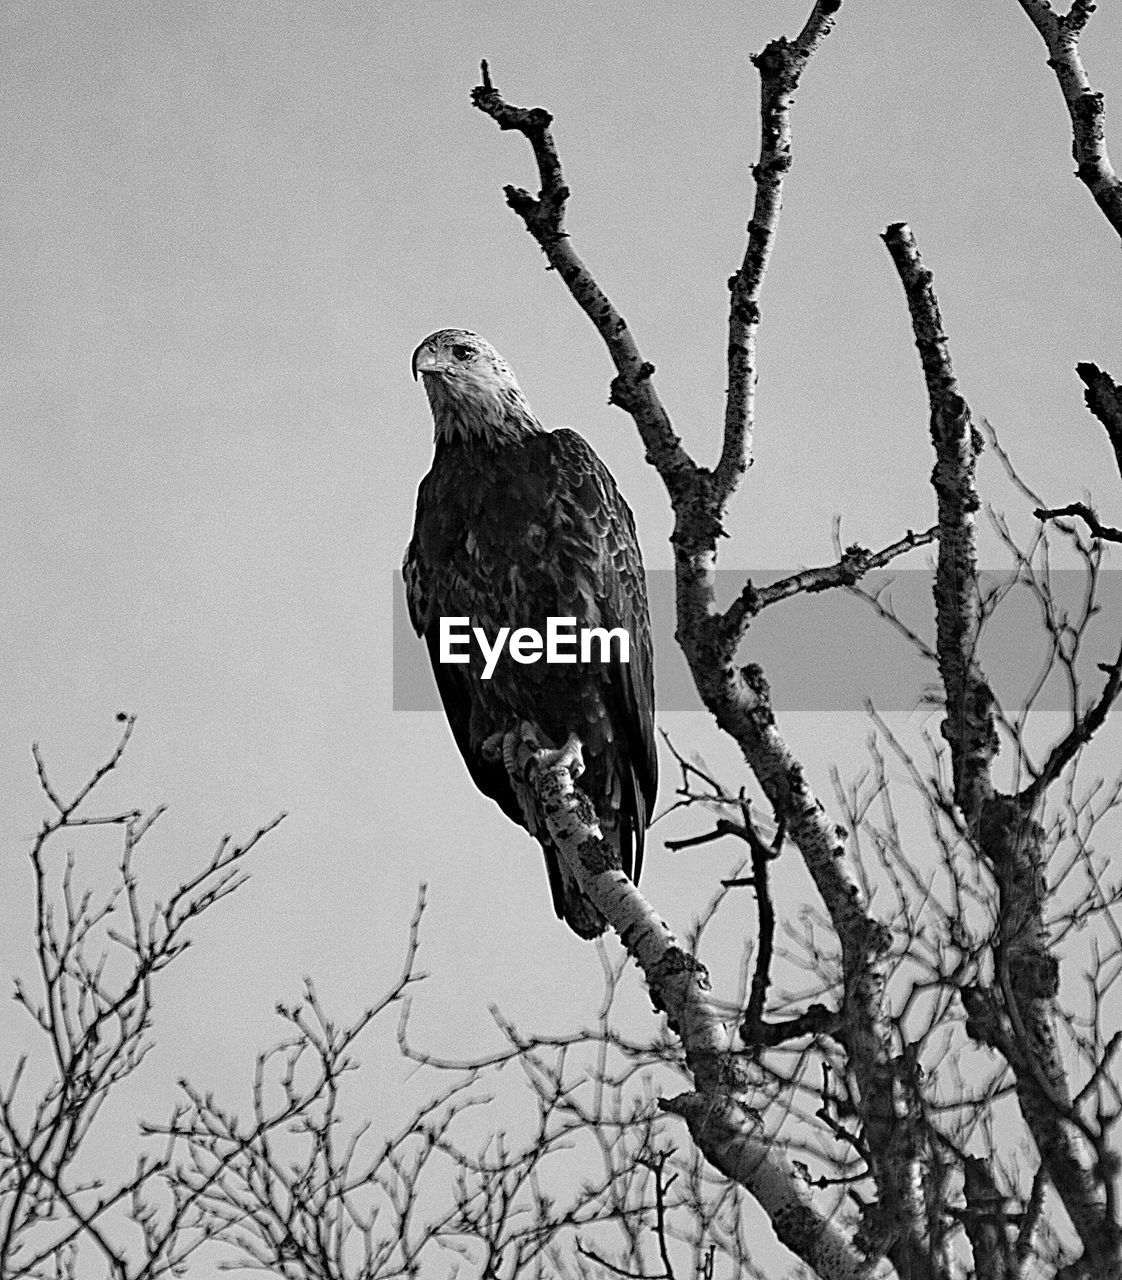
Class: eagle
404,329,657,938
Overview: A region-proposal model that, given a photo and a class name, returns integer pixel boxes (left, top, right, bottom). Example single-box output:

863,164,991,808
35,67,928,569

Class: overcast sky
3,1,1121,1274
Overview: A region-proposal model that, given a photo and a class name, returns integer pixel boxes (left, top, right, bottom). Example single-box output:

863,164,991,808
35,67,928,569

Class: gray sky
3,1,1121,1272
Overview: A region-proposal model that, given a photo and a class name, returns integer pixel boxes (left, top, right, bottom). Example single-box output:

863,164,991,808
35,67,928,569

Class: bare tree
0,739,755,1279
426,0,1122,1276
0,717,282,1278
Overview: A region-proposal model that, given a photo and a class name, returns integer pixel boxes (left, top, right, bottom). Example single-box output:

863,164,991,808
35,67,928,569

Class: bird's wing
404,480,525,828
535,428,658,881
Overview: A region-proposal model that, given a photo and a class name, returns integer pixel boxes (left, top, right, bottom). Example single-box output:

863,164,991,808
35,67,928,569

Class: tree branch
882,223,995,818
1076,361,1122,472
503,724,881,1280
724,525,937,642
1035,501,1122,542
2,719,282,1279
1036,363,1122,540
1023,640,1122,805
470,61,695,502
1015,0,1122,240
717,0,843,504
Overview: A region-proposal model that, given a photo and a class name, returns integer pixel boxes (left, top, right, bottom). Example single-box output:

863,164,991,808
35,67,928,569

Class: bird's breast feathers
408,430,638,641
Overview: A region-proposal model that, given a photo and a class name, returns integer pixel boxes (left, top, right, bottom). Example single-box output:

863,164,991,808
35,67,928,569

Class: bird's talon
532,732,585,780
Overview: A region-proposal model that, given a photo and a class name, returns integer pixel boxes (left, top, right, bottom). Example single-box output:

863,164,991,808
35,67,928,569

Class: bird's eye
451,344,473,361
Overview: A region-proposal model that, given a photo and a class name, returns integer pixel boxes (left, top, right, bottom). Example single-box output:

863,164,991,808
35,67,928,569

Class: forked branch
472,0,844,526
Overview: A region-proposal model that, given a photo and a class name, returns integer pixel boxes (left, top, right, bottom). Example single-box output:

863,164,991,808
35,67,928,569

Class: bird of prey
404,329,657,938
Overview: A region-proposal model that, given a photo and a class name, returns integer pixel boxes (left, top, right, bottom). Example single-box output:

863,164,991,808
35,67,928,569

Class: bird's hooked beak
411,342,446,381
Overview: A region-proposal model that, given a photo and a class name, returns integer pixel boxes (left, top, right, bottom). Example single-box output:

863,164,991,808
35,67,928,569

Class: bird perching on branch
404,330,657,938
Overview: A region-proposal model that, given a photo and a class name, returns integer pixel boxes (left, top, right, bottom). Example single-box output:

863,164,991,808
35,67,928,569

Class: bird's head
412,329,541,446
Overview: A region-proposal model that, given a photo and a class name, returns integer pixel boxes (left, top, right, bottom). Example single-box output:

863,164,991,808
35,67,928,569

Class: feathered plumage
404,329,657,938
